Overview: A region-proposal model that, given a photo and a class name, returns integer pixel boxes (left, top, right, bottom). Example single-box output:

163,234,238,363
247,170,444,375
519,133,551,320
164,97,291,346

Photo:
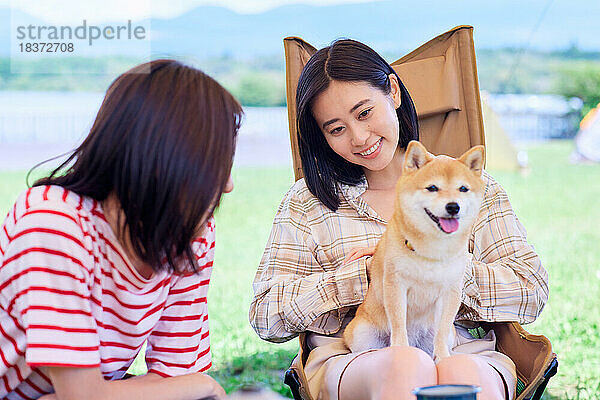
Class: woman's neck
363,146,405,191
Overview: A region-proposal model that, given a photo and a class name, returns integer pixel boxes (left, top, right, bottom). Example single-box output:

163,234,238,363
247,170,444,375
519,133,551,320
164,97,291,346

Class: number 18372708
18,42,74,53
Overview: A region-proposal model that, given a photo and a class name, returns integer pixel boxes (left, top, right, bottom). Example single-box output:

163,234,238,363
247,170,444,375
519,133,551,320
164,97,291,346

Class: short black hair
33,59,243,273
296,39,419,211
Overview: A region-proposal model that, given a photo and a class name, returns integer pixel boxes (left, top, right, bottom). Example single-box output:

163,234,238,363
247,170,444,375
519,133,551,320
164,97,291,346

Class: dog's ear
403,141,433,173
458,145,485,176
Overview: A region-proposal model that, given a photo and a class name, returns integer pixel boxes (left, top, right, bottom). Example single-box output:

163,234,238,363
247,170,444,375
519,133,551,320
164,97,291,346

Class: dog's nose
446,202,460,215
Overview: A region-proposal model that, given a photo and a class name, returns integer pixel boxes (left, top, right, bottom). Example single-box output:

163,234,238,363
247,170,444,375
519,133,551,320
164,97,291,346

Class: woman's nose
224,175,234,193
350,127,369,147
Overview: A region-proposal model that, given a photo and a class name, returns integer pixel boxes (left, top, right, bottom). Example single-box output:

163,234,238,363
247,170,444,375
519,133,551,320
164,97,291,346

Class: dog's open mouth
424,208,459,234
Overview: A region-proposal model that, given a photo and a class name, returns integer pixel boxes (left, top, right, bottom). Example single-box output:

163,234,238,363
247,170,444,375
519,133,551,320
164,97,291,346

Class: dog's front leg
433,287,461,361
383,276,409,347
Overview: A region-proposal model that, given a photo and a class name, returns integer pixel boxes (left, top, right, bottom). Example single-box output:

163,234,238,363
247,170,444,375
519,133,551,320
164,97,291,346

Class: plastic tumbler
412,384,481,399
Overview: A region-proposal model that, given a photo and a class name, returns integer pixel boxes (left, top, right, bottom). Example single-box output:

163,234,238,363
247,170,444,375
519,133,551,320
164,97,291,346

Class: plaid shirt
250,171,549,343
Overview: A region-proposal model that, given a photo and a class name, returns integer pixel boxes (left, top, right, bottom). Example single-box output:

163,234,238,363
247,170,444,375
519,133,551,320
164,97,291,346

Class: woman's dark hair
296,39,419,211
33,59,243,273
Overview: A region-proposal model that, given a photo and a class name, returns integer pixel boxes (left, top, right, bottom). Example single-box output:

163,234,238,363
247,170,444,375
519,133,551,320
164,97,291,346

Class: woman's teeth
359,139,381,156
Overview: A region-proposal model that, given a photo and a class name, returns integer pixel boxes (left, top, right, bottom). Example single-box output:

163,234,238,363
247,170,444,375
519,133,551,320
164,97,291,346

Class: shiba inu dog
343,140,485,360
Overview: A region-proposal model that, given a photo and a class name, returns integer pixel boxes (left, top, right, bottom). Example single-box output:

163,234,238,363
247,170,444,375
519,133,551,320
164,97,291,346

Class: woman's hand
195,374,226,399
344,246,376,282
344,246,376,265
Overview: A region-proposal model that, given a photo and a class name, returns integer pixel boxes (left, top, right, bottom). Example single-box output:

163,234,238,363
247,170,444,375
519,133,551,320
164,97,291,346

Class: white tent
572,103,600,163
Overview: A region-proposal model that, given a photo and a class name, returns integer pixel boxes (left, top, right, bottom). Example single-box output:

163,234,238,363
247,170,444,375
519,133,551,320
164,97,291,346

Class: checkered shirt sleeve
249,180,370,342
460,172,549,323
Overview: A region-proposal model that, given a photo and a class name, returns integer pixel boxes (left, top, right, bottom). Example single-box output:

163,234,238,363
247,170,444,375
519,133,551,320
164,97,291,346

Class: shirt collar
338,177,368,201
337,178,387,223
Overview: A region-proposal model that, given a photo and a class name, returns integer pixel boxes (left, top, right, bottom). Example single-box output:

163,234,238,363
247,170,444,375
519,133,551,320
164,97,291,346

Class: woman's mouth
357,138,383,159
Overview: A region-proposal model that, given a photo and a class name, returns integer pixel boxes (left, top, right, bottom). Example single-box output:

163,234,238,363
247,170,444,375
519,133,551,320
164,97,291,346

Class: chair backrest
283,25,485,181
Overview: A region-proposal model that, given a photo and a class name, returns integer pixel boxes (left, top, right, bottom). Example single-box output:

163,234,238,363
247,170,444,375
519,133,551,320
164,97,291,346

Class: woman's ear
388,73,401,109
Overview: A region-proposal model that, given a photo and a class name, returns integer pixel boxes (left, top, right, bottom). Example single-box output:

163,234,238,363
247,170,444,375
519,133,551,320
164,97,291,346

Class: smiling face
310,76,401,173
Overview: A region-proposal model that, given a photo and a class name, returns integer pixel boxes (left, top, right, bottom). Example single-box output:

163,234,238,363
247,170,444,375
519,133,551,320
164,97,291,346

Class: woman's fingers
344,246,376,264
343,249,360,264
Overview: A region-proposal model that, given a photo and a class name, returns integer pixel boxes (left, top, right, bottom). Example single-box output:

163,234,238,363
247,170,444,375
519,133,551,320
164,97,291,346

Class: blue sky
4,0,375,23
4,0,598,52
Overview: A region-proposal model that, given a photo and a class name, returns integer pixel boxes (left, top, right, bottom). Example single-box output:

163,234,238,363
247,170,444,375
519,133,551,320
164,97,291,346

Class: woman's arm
143,224,216,377
249,182,369,342
461,172,549,324
38,221,224,400
40,367,224,400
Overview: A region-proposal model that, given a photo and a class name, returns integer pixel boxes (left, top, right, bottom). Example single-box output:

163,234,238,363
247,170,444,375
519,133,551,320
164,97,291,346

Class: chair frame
281,26,557,400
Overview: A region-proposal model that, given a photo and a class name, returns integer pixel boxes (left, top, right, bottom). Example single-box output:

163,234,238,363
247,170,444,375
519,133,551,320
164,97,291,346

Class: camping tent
480,94,522,171
572,103,600,163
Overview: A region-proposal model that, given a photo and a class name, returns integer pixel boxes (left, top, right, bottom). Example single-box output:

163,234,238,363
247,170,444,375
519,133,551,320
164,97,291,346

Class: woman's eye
426,185,438,192
329,126,344,135
459,185,469,192
358,108,372,119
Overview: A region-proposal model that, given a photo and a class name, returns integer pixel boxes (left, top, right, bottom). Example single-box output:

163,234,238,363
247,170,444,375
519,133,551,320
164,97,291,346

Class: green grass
1,141,599,398
490,142,600,399
204,167,298,395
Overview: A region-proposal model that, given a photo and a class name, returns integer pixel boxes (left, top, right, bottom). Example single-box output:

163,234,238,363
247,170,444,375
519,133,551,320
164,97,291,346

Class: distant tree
234,73,285,107
0,56,139,91
554,64,600,118
552,43,600,61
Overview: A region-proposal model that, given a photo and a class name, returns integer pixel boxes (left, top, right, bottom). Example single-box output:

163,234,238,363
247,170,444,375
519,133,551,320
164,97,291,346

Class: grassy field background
1,141,599,398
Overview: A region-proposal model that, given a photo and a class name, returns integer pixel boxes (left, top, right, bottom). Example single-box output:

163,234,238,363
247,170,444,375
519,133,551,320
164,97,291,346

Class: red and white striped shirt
0,185,215,399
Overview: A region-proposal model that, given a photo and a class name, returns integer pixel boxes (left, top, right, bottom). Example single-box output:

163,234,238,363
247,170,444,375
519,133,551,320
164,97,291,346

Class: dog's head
395,141,485,238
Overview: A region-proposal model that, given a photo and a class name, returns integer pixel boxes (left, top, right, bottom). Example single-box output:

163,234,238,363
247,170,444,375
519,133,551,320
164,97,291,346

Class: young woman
250,40,549,400
0,60,242,400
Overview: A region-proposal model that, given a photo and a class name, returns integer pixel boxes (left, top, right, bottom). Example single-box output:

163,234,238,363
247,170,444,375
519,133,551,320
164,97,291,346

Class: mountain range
1,0,598,59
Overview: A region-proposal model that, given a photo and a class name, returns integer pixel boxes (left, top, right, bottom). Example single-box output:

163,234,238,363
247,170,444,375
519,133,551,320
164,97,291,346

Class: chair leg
530,358,558,400
284,368,304,400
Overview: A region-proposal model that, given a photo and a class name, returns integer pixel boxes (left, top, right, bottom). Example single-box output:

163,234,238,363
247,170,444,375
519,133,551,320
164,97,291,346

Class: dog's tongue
439,218,459,233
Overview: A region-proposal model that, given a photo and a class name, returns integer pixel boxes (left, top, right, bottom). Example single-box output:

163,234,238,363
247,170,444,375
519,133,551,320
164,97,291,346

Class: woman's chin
359,152,396,171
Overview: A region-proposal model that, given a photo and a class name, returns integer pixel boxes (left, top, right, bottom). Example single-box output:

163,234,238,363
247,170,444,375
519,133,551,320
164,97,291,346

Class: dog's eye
426,185,438,192
459,185,469,192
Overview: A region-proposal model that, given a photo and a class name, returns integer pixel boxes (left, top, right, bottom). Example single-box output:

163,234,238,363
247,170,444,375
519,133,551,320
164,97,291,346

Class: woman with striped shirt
0,60,242,399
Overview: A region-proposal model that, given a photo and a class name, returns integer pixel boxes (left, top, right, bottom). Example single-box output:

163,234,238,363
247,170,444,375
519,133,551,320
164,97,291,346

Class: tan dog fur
343,141,485,360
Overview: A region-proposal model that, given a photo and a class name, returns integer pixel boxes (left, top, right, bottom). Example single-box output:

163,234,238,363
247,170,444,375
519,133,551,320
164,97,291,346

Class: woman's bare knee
437,354,505,400
338,346,436,400
383,346,436,379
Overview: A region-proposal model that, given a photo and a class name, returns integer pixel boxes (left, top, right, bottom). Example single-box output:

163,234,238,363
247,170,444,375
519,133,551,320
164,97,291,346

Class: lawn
1,140,599,398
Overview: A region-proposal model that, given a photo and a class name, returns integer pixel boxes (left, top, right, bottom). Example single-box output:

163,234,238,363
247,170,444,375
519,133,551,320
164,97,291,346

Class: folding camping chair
281,26,557,400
